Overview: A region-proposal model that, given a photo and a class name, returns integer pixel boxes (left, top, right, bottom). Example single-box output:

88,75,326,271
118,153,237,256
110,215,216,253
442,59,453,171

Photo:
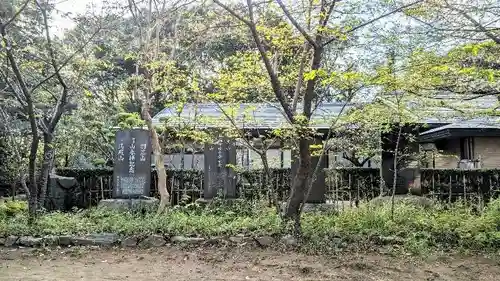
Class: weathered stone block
18,236,43,247
45,174,79,211
228,235,245,244
4,236,18,247
42,236,59,246
170,236,205,244
98,197,159,212
71,233,119,246
280,234,298,246
255,236,274,247
228,234,252,244
121,236,138,247
139,235,166,247
58,235,72,246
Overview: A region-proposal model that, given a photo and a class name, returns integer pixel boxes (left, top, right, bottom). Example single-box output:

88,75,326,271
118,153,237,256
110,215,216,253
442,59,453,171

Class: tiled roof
152,102,356,129
152,95,500,129
420,120,500,136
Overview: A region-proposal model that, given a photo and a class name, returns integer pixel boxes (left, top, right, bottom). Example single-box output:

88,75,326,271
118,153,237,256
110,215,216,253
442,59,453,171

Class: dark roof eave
418,129,452,142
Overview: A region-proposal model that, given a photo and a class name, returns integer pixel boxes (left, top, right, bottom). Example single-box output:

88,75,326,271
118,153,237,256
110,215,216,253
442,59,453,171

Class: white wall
160,150,378,169
161,149,292,170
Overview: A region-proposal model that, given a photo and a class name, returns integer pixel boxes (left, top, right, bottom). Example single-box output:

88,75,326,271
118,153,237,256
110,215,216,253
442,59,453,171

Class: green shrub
1,198,500,254
0,200,27,219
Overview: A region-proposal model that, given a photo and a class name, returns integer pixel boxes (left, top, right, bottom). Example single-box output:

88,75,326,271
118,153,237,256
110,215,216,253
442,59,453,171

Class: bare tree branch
275,0,318,48
323,0,425,46
447,3,500,44
1,0,30,29
36,0,70,131
292,44,309,112
214,0,294,122
213,0,251,25
321,0,338,28
0,70,27,107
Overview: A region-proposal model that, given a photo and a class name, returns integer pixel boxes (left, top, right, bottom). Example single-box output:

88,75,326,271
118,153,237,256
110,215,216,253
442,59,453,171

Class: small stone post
203,137,237,200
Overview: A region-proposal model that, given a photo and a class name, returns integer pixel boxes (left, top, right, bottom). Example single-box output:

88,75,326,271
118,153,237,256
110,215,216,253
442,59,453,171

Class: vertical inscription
129,137,136,175
140,143,147,162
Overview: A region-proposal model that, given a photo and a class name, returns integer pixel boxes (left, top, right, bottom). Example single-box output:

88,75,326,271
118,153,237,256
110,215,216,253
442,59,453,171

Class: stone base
98,196,159,212
280,202,338,213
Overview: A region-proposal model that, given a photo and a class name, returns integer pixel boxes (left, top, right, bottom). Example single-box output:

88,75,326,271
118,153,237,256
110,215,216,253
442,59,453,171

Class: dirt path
0,247,499,281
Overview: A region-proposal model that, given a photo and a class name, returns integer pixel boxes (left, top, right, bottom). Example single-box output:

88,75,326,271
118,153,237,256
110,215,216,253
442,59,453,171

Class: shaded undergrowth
1,198,499,255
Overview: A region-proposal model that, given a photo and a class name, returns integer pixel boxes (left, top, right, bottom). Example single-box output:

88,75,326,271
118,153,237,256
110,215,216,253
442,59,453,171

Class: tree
212,0,425,233
123,0,209,213
0,102,29,196
0,0,101,216
396,1,499,104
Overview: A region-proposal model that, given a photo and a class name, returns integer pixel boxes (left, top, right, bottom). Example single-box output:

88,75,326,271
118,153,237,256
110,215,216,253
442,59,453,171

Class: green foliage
115,112,145,129
0,200,28,219
398,40,500,112
1,199,500,254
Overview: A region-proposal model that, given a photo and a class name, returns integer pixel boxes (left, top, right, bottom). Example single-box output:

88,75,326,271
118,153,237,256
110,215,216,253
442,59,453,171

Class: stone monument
99,128,158,211
202,137,237,200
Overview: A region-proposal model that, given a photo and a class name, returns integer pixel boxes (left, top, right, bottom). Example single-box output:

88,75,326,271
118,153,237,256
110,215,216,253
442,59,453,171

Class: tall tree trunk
27,124,39,218
141,104,170,214
285,138,312,219
391,126,403,220
285,45,322,233
2,23,39,217
37,134,55,210
379,131,386,196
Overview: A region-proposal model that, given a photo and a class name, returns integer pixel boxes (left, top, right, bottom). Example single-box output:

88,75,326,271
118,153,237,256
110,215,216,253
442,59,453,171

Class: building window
460,137,474,160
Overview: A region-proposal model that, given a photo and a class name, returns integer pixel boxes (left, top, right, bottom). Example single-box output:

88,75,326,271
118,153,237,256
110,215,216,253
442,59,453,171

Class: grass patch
1,198,499,254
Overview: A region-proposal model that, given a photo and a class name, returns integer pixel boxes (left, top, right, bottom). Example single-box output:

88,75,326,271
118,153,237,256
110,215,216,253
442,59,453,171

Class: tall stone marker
203,138,237,199
113,129,152,198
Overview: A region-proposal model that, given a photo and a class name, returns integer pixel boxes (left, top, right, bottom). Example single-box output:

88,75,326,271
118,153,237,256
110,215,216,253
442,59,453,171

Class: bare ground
0,246,499,281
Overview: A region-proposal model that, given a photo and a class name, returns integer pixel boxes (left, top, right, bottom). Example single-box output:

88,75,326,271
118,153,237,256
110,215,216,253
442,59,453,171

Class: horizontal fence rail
420,168,500,207
325,167,500,207
53,168,291,210
11,167,500,211
325,168,381,204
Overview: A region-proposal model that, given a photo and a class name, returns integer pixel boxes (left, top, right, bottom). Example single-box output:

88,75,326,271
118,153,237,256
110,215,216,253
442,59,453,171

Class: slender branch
30,54,79,93
31,28,101,94
36,0,69,132
323,0,425,46
321,0,338,28
245,0,294,122
275,0,318,48
213,0,251,25
1,0,30,28
292,45,309,112
0,29,30,99
408,14,500,34
0,71,27,107
447,4,500,44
